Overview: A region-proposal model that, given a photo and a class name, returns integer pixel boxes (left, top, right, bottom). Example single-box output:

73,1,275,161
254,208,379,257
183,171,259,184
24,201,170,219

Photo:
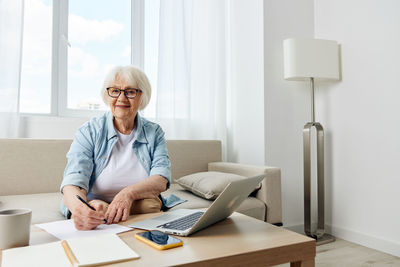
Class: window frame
20,0,145,117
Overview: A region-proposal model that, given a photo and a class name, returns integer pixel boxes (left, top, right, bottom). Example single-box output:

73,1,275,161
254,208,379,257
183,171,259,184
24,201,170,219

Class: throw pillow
176,171,261,200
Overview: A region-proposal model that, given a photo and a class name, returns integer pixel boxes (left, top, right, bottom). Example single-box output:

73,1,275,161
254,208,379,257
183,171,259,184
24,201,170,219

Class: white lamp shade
283,38,339,81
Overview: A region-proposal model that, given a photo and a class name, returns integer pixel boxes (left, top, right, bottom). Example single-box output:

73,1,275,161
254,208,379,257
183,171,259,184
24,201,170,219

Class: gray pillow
176,171,260,200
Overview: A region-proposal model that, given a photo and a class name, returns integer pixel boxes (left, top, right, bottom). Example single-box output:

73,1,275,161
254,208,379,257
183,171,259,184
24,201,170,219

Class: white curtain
0,0,23,138
155,0,230,159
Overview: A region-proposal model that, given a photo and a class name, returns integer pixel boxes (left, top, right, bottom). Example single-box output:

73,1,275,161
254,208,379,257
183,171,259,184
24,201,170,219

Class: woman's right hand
71,203,106,230
62,185,107,230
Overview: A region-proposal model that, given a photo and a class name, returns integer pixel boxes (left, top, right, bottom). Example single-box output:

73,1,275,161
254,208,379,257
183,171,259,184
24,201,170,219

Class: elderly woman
60,65,170,230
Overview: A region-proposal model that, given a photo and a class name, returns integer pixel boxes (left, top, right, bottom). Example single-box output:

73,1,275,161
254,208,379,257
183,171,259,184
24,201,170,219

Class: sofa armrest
208,162,282,224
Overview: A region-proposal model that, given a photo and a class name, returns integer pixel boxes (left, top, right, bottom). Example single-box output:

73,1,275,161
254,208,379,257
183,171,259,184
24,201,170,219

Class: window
67,0,131,111
19,0,148,117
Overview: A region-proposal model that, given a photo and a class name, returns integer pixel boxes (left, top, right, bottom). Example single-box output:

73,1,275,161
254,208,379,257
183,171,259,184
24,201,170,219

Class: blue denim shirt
60,111,171,217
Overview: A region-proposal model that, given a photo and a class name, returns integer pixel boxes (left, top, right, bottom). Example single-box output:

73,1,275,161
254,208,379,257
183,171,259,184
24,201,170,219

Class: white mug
0,209,32,250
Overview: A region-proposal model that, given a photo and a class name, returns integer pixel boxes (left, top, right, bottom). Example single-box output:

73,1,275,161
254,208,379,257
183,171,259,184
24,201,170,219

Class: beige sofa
0,139,282,225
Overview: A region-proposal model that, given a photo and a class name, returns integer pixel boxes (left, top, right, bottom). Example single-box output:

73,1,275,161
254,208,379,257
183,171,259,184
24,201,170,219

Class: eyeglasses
106,87,142,99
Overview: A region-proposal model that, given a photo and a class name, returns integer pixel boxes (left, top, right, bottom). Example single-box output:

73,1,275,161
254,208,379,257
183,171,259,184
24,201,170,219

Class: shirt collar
106,111,148,144
106,111,117,140
134,113,148,144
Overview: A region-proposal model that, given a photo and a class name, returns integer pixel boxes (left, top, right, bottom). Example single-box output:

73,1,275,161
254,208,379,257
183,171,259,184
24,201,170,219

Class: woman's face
108,77,142,122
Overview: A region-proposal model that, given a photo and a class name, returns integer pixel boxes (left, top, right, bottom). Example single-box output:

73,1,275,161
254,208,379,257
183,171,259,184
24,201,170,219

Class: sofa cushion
176,171,251,200
0,193,65,224
163,184,266,221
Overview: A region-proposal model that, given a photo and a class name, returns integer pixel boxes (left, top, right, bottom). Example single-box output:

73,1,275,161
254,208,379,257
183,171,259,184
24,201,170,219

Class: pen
76,195,108,223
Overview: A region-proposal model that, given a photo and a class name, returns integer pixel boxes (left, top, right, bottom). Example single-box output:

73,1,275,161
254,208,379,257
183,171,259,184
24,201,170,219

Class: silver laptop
129,175,264,236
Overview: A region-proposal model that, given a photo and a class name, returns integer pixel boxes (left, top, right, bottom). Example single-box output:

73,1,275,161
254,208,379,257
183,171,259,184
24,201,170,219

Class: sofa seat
0,193,65,224
162,184,266,221
0,185,267,225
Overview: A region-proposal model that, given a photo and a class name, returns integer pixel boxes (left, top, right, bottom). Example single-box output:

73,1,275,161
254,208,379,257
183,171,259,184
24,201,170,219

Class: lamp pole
311,77,315,123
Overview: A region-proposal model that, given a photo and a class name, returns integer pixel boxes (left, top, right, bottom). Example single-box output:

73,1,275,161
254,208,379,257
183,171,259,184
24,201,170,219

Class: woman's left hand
105,187,134,223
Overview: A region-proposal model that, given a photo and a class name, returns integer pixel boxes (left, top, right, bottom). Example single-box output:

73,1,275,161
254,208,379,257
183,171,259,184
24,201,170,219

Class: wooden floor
276,238,400,267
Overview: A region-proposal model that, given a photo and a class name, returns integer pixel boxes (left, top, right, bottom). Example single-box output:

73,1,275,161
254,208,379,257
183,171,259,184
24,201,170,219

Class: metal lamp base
315,233,336,246
303,121,335,245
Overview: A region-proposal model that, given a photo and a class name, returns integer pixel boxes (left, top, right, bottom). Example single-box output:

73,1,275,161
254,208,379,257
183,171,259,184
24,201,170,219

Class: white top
88,129,149,203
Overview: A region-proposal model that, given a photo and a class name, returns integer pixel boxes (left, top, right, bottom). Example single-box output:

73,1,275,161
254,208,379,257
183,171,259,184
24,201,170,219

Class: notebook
1,234,139,267
129,175,264,236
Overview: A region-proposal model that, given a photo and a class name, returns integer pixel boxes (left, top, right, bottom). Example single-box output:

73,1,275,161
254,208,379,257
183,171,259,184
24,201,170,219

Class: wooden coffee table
1,212,315,267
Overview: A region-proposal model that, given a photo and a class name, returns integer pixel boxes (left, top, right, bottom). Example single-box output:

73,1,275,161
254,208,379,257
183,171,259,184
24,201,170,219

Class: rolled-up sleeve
60,124,94,193
149,125,171,188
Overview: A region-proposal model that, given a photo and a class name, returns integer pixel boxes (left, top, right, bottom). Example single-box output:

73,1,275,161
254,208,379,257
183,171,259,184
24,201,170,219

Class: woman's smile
116,104,131,109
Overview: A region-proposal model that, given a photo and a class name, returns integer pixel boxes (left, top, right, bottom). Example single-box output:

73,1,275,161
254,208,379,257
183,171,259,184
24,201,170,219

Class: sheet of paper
1,241,71,267
35,219,132,240
67,234,140,266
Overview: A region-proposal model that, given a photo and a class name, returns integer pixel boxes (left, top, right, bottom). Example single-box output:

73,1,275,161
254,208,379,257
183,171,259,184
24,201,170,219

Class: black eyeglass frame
106,87,142,99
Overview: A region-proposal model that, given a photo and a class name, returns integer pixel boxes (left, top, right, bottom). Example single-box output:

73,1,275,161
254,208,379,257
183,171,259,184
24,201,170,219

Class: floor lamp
283,38,339,245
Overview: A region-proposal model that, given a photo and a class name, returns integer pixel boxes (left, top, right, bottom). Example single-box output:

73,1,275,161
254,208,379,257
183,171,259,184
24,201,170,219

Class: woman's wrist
69,198,83,214
124,186,137,202
63,185,87,214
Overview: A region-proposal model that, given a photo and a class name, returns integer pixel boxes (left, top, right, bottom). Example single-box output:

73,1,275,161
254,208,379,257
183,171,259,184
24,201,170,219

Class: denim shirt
60,111,171,217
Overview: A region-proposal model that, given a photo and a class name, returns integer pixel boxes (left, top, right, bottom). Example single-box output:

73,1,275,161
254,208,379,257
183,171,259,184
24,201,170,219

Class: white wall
263,0,314,229
228,0,265,165
315,0,400,257
263,0,400,257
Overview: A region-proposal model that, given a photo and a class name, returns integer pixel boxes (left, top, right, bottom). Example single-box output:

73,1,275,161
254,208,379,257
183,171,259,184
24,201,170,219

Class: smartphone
135,230,183,250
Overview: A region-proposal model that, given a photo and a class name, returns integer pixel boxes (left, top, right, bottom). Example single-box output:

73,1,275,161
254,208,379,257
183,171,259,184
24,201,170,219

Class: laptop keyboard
157,211,204,231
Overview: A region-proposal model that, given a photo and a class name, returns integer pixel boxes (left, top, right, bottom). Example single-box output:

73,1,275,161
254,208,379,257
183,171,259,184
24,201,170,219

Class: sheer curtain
154,0,230,159
0,0,24,138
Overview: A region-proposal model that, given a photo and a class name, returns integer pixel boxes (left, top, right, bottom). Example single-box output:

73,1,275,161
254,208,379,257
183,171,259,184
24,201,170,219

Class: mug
0,209,32,250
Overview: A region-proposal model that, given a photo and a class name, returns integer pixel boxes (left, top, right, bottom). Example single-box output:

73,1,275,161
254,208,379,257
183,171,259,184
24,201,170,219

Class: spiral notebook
1,234,140,267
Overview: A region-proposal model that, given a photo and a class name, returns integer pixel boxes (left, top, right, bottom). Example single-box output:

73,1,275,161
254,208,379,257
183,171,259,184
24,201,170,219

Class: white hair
101,65,151,110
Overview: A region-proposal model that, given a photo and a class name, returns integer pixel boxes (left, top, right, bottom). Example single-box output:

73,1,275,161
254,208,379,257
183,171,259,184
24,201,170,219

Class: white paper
67,234,140,266
35,219,132,240
1,241,71,267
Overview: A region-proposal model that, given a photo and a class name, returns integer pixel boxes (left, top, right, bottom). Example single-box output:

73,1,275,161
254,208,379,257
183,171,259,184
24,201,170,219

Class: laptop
129,175,264,236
